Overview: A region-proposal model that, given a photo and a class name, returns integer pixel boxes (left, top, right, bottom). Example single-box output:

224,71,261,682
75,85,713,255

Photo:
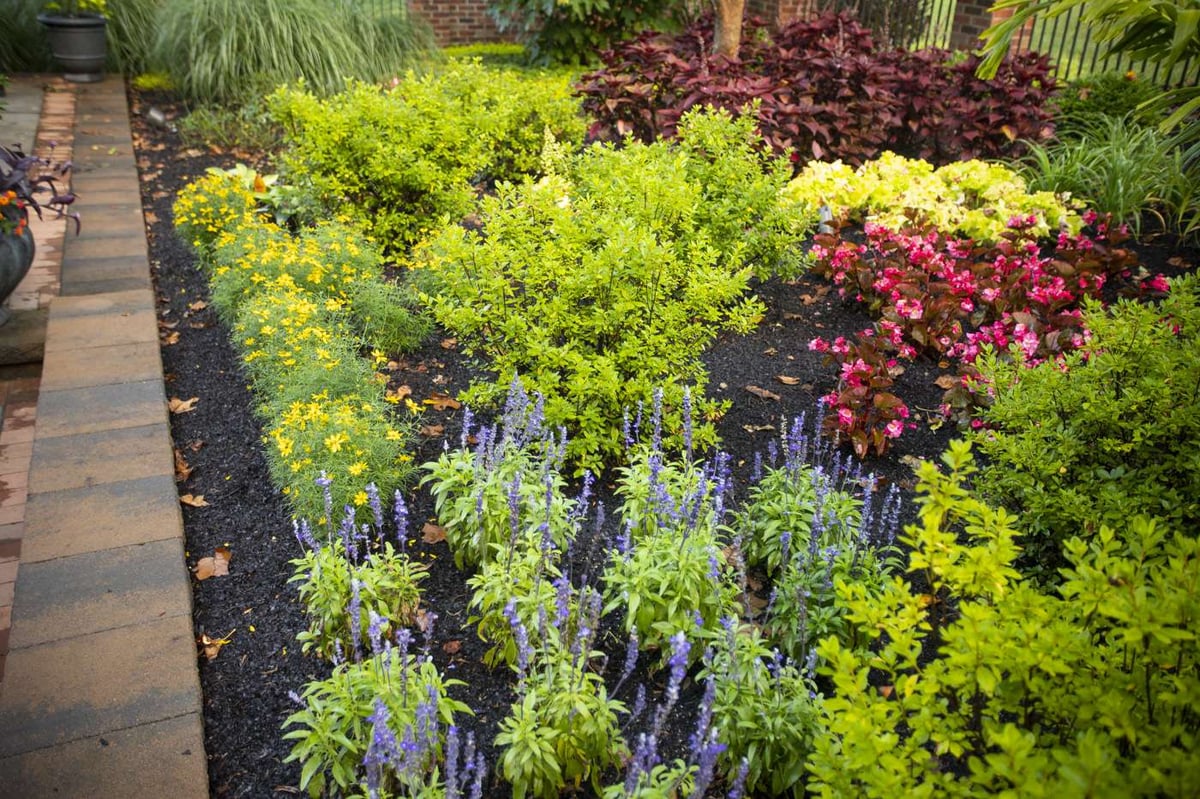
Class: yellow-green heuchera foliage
783,152,1081,242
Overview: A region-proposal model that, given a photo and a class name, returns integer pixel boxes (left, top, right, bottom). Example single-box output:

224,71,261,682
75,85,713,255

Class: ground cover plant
130,25,1200,799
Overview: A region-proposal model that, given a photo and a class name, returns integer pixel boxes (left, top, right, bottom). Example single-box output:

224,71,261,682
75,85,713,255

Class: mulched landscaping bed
128,83,1199,798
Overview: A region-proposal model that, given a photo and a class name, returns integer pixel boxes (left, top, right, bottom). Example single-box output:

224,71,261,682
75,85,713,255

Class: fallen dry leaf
144,210,158,225
419,424,445,438
415,608,437,634
439,338,458,350
198,629,235,661
763,347,778,356
1168,256,1191,268
423,392,461,411
776,375,800,386
442,640,462,655
174,448,193,482
389,384,413,401
745,385,781,401
195,546,231,580
422,522,447,544
180,493,209,508
742,424,776,433
161,331,180,345
188,300,208,311
934,374,958,390
169,396,199,414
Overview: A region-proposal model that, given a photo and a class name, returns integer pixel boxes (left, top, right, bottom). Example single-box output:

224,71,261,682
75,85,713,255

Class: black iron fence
1006,2,1197,88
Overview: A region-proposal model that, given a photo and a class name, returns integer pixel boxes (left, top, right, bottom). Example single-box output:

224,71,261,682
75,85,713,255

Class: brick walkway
0,75,208,798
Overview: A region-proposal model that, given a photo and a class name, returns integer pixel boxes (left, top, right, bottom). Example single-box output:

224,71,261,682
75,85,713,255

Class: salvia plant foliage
577,11,1057,167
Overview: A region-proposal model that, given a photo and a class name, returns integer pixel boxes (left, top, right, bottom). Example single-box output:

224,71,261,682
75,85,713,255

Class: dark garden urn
37,13,108,83
0,206,36,326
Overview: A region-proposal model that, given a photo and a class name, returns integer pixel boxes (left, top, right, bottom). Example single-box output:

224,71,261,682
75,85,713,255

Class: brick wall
417,1,1006,51
407,0,510,46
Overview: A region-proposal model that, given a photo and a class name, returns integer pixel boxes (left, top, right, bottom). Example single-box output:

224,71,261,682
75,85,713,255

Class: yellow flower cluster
782,152,1082,242
268,391,411,512
173,170,258,254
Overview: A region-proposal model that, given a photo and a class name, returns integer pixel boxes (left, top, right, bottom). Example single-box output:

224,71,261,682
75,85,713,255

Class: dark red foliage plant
576,11,1058,168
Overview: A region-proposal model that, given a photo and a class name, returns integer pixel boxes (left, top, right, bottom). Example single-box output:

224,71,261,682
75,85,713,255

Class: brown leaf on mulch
421,522,447,544
745,385,781,401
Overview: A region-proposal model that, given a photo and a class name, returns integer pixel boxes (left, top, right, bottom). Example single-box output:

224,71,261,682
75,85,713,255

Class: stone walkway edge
0,77,209,798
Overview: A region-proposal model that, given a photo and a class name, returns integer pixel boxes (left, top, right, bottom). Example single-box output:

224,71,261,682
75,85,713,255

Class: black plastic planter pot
37,13,108,83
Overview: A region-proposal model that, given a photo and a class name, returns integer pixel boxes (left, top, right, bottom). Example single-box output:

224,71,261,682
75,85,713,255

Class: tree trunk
713,0,744,57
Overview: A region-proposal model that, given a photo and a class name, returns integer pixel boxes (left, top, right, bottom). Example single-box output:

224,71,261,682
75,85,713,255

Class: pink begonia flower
837,407,854,428
1144,275,1170,293
1082,209,1098,225
895,298,923,319
831,337,850,355
808,337,829,352
885,419,905,438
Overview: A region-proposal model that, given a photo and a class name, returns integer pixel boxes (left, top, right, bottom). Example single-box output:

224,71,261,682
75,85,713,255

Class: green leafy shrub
811,440,1200,798
419,108,794,470
973,274,1200,574
153,0,435,104
283,650,470,797
269,60,585,252
178,99,283,155
488,0,682,65
467,537,564,668
289,536,426,660
1056,71,1163,137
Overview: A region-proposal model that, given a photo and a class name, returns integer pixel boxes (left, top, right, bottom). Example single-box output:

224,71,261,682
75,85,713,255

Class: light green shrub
972,274,1200,576
269,60,585,253
810,440,1200,798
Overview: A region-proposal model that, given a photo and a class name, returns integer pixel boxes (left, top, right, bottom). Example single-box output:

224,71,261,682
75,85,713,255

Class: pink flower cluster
806,214,1143,452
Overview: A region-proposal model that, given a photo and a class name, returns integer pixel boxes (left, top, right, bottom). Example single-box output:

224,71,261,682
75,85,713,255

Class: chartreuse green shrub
811,440,1200,798
972,274,1200,576
782,152,1080,242
268,60,585,253
418,108,796,470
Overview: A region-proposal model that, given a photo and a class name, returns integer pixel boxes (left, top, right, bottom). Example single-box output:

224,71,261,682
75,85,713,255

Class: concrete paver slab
8,537,191,649
0,712,207,799
39,340,163,391
21,475,183,563
34,380,166,438
0,614,200,757
28,423,172,494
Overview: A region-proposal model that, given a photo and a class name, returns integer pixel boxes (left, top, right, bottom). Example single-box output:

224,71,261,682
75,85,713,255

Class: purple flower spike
393,489,409,550
726,757,751,799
